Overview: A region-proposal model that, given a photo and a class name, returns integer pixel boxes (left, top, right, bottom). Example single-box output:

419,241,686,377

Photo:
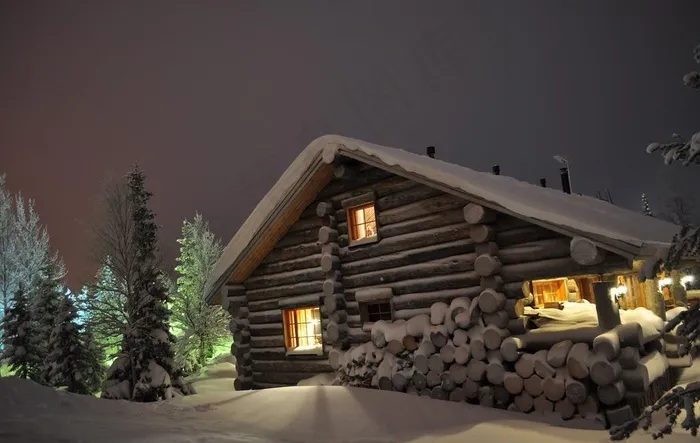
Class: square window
348,203,378,243
360,301,393,323
282,307,323,355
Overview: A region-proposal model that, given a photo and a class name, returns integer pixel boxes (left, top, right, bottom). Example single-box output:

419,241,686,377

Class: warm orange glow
283,307,322,352
532,278,568,306
348,203,377,242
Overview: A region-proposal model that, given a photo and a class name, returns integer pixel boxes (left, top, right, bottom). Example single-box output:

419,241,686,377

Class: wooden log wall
221,284,253,390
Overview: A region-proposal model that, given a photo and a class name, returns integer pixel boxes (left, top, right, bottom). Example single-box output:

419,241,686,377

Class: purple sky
1,1,699,290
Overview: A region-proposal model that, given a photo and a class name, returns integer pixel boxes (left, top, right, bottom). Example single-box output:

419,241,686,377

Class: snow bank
526,303,666,332
296,373,337,386
2,376,697,443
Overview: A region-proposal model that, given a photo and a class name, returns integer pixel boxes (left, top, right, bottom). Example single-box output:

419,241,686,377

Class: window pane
284,307,322,350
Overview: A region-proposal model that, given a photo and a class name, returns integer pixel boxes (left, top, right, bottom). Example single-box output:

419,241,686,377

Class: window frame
281,306,324,357
359,300,394,325
342,192,380,247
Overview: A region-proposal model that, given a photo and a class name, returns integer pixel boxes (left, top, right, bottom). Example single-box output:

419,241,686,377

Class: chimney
426,146,435,158
540,178,547,187
492,165,500,175
560,167,571,194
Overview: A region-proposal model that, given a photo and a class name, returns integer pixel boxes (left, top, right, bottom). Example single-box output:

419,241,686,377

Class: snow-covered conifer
31,262,65,384
46,294,103,394
102,166,188,401
1,285,40,379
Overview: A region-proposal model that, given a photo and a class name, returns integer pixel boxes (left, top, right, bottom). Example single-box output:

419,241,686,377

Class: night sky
1,1,699,290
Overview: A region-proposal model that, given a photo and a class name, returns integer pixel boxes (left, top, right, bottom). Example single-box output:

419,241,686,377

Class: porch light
658,277,673,291
681,275,695,288
609,285,628,298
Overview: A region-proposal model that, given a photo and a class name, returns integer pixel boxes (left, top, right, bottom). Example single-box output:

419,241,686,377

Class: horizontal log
393,287,482,311
287,216,324,233
250,335,286,348
249,323,284,336
345,271,482,298
340,191,375,210
375,184,444,212
251,254,322,276
341,238,475,276
378,195,467,226
394,308,431,320
263,241,320,264
317,168,397,201
500,256,630,283
377,209,466,239
498,237,572,265
463,203,497,225
222,284,246,298
278,294,323,310
343,253,477,289
248,309,283,325
244,267,325,290
275,227,320,249
251,382,286,390
570,237,606,266
496,226,562,248
340,223,473,263
247,280,324,302
250,347,326,361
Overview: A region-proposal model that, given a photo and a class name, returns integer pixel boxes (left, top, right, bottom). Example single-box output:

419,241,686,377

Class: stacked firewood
329,297,681,425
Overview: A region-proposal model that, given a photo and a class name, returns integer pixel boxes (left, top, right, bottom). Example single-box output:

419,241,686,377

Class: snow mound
2,377,699,443
296,372,336,386
526,303,666,331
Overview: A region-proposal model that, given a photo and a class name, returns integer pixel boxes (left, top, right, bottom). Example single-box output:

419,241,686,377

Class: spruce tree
46,294,104,394
31,262,64,385
641,193,654,217
102,165,187,401
1,285,40,379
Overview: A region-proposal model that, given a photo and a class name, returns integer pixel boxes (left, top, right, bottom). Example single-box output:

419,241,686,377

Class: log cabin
204,135,691,426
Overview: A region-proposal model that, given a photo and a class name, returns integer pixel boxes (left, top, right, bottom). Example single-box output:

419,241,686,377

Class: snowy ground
1,356,698,443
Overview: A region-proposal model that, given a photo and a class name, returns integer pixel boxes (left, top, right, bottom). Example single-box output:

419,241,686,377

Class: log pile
330,297,679,426
222,284,254,390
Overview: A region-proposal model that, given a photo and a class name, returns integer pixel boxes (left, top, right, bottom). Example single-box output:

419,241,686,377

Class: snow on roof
205,134,679,303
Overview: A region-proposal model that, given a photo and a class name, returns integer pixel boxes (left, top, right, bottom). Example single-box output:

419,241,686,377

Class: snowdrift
2,375,698,443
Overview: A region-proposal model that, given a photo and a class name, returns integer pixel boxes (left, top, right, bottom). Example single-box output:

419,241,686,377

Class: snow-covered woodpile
329,297,688,427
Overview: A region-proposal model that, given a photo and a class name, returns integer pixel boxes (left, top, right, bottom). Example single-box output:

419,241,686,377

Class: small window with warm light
348,203,377,244
283,307,323,355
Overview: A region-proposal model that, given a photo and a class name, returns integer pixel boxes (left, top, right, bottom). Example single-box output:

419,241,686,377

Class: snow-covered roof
205,134,680,303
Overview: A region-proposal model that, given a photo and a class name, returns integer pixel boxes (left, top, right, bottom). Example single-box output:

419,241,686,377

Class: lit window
361,301,393,323
531,278,568,307
283,307,323,355
348,203,377,243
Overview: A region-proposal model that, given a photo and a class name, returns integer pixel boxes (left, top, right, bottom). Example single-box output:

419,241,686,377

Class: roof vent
540,178,547,187
492,165,500,175
426,146,435,158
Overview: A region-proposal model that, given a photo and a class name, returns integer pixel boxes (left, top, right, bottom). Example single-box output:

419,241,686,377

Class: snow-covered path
1,372,697,443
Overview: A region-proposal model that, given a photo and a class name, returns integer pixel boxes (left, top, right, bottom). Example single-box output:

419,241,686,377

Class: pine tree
46,294,104,394
1,285,40,379
641,193,654,216
31,262,64,385
173,213,228,372
81,325,106,393
102,165,187,401
0,174,18,339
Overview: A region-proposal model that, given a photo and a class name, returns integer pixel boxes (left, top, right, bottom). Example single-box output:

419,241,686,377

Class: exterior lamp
609,285,628,298
658,277,673,291
681,275,695,288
